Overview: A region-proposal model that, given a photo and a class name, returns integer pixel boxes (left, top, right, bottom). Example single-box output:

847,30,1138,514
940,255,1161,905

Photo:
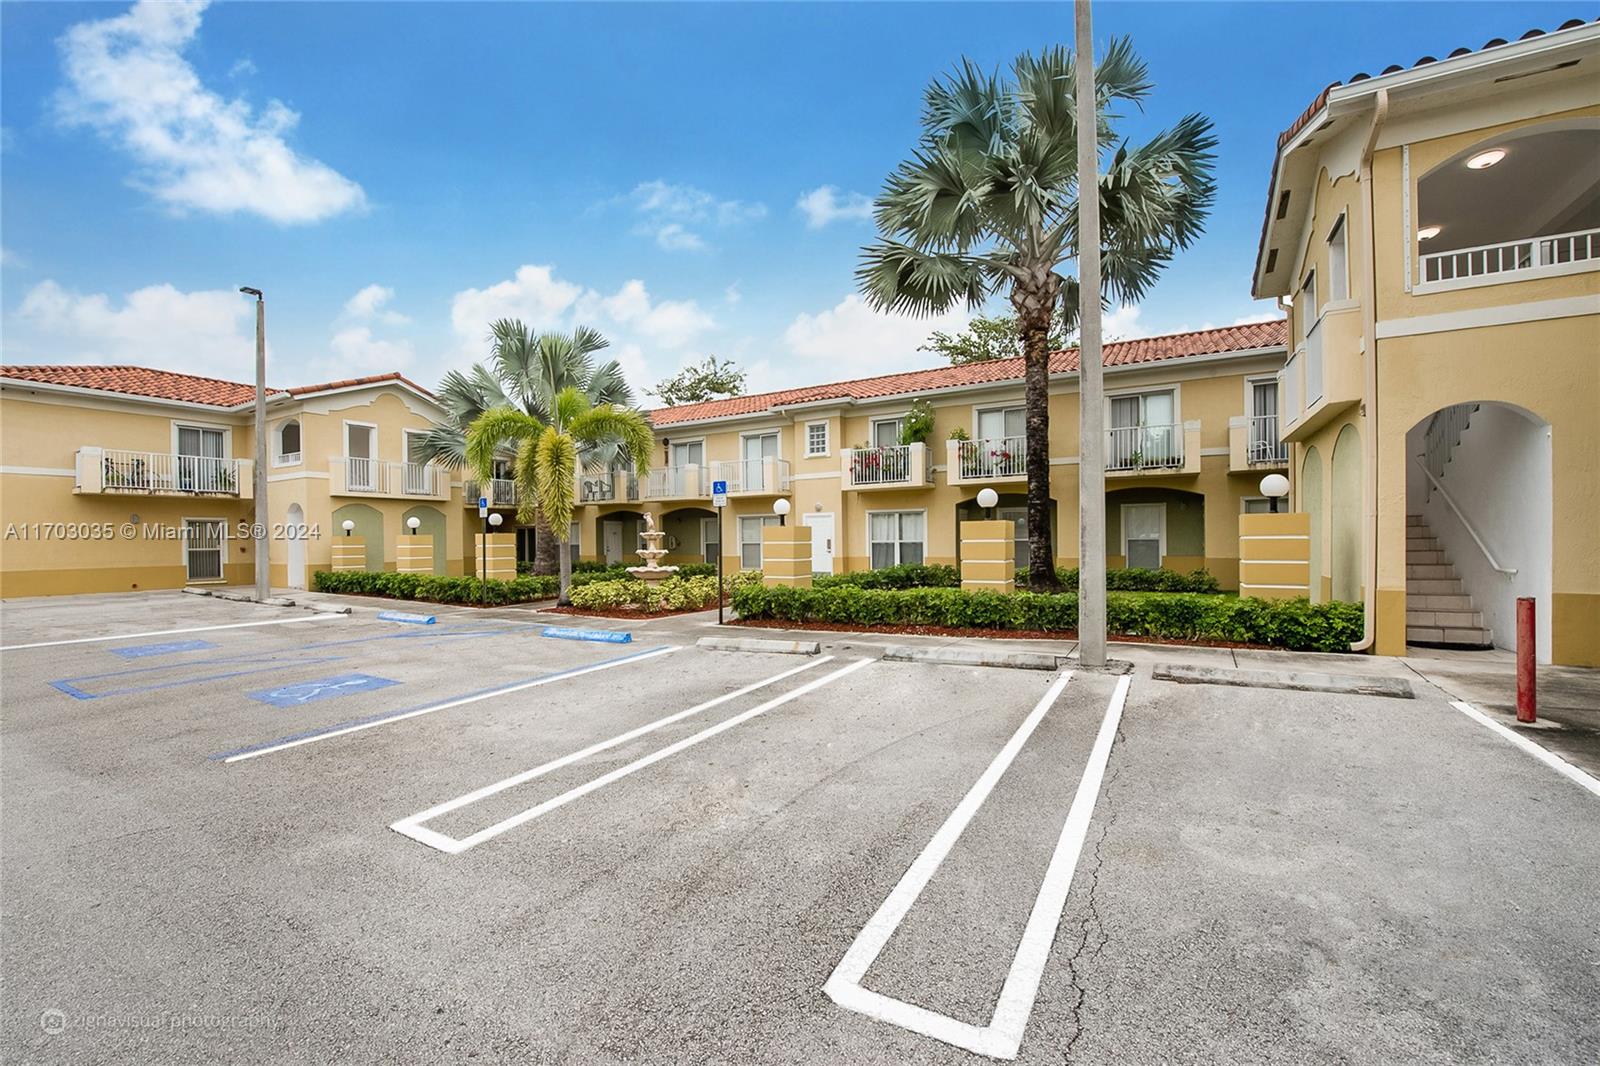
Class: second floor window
806,422,828,456
276,420,301,462
1327,216,1348,302
871,418,902,448
742,432,778,461
669,440,703,468
1108,390,1179,470
975,405,1024,442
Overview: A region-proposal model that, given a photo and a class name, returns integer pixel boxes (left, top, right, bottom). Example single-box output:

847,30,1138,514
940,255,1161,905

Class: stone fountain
626,512,679,585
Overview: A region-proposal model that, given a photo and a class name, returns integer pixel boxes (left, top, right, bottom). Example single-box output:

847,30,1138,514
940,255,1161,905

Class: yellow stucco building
1253,18,1600,665
0,366,474,596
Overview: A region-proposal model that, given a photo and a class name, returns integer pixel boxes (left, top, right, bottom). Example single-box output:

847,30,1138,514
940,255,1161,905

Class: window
967,406,1027,478
1242,497,1274,514
975,405,1024,442
1107,390,1179,470
568,521,581,569
869,511,925,569
738,515,777,569
669,440,703,467
805,421,829,457
1326,216,1348,302
345,423,376,491
1248,379,1285,463
871,418,903,448
402,430,434,494
176,424,228,492
742,432,778,460
701,517,720,565
998,506,1030,571
276,420,301,464
1122,503,1164,570
184,518,226,581
1297,270,1317,336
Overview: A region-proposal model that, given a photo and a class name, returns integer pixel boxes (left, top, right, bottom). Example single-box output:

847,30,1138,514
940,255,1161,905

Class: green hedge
1015,566,1222,594
731,584,1362,652
568,569,764,612
568,561,717,587
311,570,558,605
814,563,961,590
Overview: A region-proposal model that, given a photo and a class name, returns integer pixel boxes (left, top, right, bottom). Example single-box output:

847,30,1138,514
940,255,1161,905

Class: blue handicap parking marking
541,626,632,644
111,639,219,659
248,673,400,708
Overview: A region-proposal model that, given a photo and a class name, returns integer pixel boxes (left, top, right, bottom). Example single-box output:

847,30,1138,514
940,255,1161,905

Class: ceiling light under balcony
1417,225,1441,240
1466,148,1506,170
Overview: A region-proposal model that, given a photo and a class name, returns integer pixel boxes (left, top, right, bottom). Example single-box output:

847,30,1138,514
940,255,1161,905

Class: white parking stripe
1,613,340,651
393,656,872,853
1449,700,1600,799
824,672,1131,1061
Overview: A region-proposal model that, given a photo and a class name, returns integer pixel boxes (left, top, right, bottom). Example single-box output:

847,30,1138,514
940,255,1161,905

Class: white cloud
13,279,255,377
1231,311,1281,325
1103,304,1147,340
342,283,408,325
447,264,717,394
227,57,256,79
625,180,765,251
318,326,414,378
782,293,970,384
724,283,742,305
796,185,873,228
55,0,364,224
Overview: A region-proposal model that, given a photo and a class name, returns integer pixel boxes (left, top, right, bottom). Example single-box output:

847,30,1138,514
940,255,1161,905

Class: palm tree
413,320,636,576
858,42,1216,589
464,383,653,605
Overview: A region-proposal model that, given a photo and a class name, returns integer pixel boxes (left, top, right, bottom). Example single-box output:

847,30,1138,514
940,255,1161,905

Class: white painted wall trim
1377,295,1600,338
0,466,75,477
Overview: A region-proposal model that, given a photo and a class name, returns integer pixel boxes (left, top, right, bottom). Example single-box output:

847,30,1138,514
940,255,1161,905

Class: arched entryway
1330,425,1362,602
594,510,646,566
1105,488,1205,573
1404,401,1551,660
661,507,719,566
284,503,307,589
954,493,1056,571
1301,447,1324,602
331,503,383,572
402,505,448,574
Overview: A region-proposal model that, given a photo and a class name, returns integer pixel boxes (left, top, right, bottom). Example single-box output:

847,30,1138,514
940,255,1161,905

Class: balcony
710,458,791,497
1229,415,1289,472
642,464,705,501
74,448,252,498
1419,227,1598,292
1105,422,1201,478
574,470,640,505
1280,306,1361,441
465,478,519,508
946,435,1027,486
330,457,450,501
841,442,933,491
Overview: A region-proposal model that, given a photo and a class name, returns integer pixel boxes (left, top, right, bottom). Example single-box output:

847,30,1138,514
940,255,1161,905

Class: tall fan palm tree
465,384,652,604
859,42,1216,589
413,320,637,575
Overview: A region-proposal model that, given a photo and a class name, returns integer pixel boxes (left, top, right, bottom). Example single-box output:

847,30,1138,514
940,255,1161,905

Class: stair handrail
1411,455,1516,576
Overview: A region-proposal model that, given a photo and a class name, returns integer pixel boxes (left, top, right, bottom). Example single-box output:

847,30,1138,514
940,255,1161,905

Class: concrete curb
307,602,353,615
1152,662,1415,699
880,645,1066,671
697,636,821,656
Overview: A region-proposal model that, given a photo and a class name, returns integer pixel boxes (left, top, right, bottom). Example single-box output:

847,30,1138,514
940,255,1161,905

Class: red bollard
1516,596,1536,723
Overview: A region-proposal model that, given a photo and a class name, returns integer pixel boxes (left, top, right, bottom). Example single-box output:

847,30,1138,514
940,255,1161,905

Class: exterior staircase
1405,514,1493,648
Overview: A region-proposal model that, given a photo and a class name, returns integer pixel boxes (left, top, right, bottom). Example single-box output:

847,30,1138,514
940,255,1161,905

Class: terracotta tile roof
0,364,284,407
287,371,436,399
648,320,1287,427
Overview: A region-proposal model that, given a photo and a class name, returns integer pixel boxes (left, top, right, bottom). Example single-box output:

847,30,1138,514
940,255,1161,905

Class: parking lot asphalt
2,591,1596,1064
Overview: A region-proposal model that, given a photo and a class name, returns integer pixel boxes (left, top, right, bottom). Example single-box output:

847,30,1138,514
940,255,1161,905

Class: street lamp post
407,516,421,535
1260,473,1290,514
977,487,999,521
772,498,791,526
240,286,268,602
1074,0,1107,670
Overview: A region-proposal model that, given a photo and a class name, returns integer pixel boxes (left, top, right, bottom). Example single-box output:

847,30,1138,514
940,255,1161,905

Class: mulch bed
730,617,1286,651
546,603,725,620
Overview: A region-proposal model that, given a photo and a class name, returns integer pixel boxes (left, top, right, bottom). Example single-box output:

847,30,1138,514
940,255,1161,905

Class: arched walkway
331,503,384,572
954,492,1056,571
661,507,719,565
1403,401,1552,660
594,510,646,566
285,503,307,589
402,505,448,574
1301,448,1324,602
1105,487,1205,573
1330,425,1361,602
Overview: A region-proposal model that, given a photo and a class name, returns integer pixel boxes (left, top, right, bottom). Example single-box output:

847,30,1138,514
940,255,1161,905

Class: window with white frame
1242,497,1274,514
1248,378,1284,463
870,418,903,448
1297,270,1317,335
176,424,229,492
869,511,925,569
276,419,302,464
1107,389,1179,470
1326,215,1348,302
738,515,778,569
805,421,829,456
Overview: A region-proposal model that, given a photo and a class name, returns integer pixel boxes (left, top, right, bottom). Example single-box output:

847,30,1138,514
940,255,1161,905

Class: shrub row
1015,566,1222,594
311,570,559,605
731,584,1363,652
814,563,961,590
567,569,764,613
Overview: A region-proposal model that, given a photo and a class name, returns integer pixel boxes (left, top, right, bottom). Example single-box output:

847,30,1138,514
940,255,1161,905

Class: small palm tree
466,386,652,604
413,320,636,575
859,42,1215,589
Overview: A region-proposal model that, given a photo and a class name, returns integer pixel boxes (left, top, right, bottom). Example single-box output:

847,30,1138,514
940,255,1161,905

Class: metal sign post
478,496,490,605
712,480,728,624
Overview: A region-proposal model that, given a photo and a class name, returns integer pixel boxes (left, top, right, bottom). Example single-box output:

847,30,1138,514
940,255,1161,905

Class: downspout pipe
1351,87,1388,651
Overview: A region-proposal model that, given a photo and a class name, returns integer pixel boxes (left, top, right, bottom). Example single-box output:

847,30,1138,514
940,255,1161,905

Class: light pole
342,520,355,536
772,498,791,526
407,516,421,535
977,487,999,521
1260,473,1290,514
1074,0,1107,669
240,286,268,602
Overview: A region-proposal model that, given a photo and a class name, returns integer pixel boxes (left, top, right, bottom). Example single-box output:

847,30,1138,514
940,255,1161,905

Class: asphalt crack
1062,724,1126,1063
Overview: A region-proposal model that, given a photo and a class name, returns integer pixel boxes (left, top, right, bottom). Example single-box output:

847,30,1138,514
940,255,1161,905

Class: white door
803,512,835,574
184,518,226,581
602,520,624,565
285,504,306,590
346,424,375,490
1123,503,1164,570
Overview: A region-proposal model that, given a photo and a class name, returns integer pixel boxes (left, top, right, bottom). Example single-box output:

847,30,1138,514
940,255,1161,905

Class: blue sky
0,1,1579,397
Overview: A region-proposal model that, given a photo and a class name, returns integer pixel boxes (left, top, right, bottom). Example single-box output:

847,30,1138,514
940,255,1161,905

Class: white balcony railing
847,444,915,486
1248,415,1288,464
1421,227,1598,285
955,435,1027,480
338,457,449,499
1106,424,1184,472
643,465,702,499
466,478,518,507
97,449,242,495
1279,354,1302,428
711,457,792,495
1303,318,1324,407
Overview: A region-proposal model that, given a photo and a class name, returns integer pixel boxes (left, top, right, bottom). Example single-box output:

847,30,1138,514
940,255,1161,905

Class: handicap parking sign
712,479,728,507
